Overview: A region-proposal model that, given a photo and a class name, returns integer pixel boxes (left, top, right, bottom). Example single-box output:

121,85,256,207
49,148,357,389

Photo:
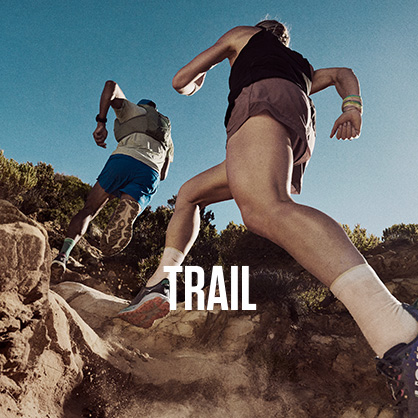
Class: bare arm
311,67,362,140
93,80,126,148
160,157,170,181
172,29,238,95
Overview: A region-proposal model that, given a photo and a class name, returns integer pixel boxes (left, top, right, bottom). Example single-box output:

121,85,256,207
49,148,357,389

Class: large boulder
0,200,113,417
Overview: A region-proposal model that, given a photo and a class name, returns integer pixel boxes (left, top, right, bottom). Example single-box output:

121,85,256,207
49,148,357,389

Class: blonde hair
255,19,290,46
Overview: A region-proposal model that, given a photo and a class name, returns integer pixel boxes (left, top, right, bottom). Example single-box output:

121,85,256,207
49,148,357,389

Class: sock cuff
165,246,184,253
64,237,76,245
164,247,185,258
330,263,376,298
60,237,76,258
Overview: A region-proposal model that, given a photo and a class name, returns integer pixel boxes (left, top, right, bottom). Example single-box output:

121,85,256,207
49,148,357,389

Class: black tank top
225,29,313,127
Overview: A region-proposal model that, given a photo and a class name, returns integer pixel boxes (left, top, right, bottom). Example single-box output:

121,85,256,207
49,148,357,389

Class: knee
239,200,295,238
239,207,266,236
176,181,205,211
74,206,96,221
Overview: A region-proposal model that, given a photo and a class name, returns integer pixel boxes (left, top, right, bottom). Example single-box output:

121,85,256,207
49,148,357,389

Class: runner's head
137,99,157,109
255,20,290,46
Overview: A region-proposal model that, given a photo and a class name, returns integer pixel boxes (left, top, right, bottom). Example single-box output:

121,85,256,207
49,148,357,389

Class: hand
181,73,207,96
330,109,362,140
93,123,108,148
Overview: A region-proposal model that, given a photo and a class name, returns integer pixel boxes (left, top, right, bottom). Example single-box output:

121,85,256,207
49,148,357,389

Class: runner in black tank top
126,21,418,417
225,28,312,126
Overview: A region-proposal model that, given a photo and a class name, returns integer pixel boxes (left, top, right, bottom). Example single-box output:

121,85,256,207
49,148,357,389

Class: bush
43,174,91,227
20,162,60,215
92,198,119,231
0,150,38,205
382,223,418,243
218,221,295,270
124,205,174,274
124,198,220,283
186,208,220,274
298,286,331,312
342,223,380,252
248,269,320,319
0,151,92,226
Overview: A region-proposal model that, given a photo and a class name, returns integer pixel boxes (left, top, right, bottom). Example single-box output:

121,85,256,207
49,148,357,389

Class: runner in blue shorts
51,80,174,279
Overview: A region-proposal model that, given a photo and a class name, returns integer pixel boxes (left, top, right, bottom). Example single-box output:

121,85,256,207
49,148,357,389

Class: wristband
95,114,107,123
342,95,363,114
342,95,362,102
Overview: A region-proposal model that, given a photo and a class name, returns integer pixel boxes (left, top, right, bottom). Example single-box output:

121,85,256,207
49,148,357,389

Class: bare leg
226,112,418,358
146,161,233,286
119,162,233,326
66,181,112,244
51,182,112,279
226,112,365,287
166,161,232,253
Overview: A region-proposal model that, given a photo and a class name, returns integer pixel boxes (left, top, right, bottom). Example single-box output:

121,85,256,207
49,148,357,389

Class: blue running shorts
97,154,160,210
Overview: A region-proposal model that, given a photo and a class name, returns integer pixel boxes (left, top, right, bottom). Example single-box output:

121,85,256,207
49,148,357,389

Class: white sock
330,264,418,357
147,247,185,286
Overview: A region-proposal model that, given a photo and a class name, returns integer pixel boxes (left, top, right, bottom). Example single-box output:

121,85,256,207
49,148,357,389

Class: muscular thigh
226,112,295,208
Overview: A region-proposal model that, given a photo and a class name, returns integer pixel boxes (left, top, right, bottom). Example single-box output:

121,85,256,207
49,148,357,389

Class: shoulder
219,26,261,66
115,100,146,120
217,25,260,45
195,27,258,66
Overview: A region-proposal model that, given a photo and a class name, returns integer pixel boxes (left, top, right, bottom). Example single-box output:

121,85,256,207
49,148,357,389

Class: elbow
104,80,118,97
172,74,184,93
172,68,191,93
105,80,117,89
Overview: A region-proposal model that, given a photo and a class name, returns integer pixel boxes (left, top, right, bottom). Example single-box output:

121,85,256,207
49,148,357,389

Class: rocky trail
1,199,417,417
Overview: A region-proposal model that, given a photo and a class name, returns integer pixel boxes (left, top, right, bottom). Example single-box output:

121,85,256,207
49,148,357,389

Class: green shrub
218,221,294,270
186,208,220,274
116,194,220,281
0,152,88,225
43,175,91,227
20,162,60,215
298,286,331,312
0,150,38,204
382,223,418,243
248,269,307,317
92,198,119,230
342,223,380,252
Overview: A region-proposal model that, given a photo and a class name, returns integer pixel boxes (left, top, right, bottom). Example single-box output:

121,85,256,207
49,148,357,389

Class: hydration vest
114,104,171,146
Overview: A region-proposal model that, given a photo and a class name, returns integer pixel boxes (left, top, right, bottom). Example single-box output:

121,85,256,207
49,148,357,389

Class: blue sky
2,0,418,237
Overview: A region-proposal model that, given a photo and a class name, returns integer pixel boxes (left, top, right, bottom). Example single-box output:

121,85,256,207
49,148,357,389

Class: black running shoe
376,302,418,418
50,253,67,281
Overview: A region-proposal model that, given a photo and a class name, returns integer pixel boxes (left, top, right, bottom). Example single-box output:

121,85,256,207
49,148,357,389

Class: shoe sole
100,199,140,257
118,295,170,328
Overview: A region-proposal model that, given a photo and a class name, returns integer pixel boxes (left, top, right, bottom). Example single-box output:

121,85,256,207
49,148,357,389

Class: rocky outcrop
1,199,414,417
0,200,118,417
0,200,69,417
